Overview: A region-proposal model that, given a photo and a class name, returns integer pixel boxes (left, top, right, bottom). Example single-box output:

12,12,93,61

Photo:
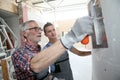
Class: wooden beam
1,56,11,80
0,0,18,14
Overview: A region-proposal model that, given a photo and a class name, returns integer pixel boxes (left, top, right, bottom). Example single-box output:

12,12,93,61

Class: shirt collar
25,43,41,52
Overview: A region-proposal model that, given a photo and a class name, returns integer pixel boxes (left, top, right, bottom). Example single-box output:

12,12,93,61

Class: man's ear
23,31,27,38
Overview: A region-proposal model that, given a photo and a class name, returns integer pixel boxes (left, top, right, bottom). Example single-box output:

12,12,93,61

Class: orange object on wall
81,35,89,45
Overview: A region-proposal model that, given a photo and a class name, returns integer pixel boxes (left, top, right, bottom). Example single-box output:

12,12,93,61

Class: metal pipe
0,17,18,48
0,25,13,48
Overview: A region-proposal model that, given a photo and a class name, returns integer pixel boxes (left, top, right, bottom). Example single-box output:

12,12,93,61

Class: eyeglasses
26,27,42,32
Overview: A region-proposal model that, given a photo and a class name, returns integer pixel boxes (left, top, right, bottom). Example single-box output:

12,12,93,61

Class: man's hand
60,16,93,49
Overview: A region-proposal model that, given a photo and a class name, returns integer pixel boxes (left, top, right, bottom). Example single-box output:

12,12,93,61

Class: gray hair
20,20,36,31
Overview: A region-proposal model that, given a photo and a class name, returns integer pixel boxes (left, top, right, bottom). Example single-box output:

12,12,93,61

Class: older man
12,20,49,80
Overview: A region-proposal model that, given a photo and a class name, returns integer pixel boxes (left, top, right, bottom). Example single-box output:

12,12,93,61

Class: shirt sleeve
12,50,33,73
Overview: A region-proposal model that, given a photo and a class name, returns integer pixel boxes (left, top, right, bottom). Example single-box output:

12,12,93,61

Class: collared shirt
12,43,41,80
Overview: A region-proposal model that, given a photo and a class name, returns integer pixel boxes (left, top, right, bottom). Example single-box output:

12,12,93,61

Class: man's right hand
60,16,94,49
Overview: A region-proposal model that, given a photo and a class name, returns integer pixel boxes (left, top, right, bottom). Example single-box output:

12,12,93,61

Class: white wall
92,0,120,80
69,51,92,80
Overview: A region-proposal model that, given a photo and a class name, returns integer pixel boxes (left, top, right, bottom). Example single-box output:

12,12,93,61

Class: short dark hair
43,22,53,33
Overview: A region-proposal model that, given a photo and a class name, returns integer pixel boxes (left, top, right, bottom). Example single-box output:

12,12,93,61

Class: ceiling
24,0,90,12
